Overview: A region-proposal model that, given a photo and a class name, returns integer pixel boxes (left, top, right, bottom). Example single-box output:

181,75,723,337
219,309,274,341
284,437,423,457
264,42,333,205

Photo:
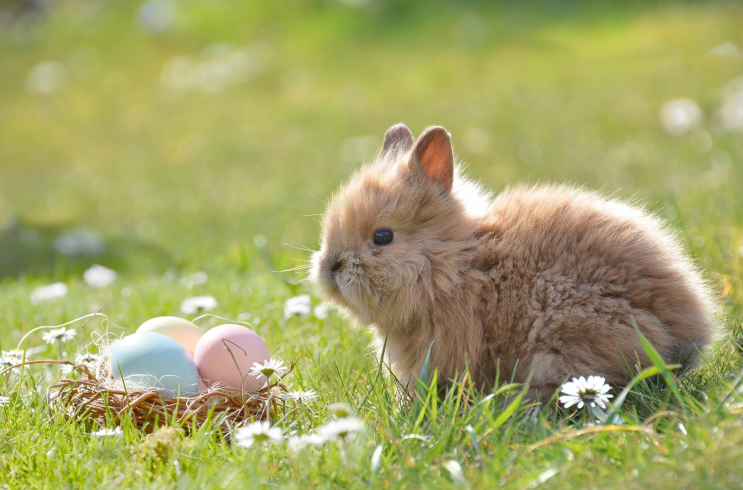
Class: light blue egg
111,332,200,397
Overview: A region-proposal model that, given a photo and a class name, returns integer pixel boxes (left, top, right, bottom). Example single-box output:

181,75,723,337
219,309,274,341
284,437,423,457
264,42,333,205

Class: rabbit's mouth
311,250,377,313
324,260,360,301
311,250,350,300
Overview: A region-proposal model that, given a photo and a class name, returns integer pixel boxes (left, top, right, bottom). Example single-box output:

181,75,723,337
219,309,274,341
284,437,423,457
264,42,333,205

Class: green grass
2,0,743,487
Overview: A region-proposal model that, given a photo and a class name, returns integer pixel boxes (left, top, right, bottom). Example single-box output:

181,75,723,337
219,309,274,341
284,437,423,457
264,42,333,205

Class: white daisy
659,98,702,135
181,271,208,288
76,352,101,367
180,295,218,314
442,460,468,486
91,427,123,437
2,349,26,358
559,375,614,409
0,396,10,407
62,352,101,375
0,355,21,371
234,421,283,448
719,83,743,132
30,282,68,304
708,42,741,58
41,327,77,344
137,0,176,35
25,61,68,96
313,303,330,320
0,349,25,370
317,417,364,442
327,403,354,419
269,386,282,398
287,433,325,452
284,389,318,403
283,295,311,319
249,358,287,380
83,265,117,288
54,229,104,256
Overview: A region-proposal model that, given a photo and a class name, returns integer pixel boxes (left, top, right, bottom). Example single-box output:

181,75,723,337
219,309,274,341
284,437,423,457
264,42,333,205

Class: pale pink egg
193,324,270,391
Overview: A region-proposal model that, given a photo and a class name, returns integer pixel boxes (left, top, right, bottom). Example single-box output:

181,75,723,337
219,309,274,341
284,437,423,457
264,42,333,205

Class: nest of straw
4,359,295,434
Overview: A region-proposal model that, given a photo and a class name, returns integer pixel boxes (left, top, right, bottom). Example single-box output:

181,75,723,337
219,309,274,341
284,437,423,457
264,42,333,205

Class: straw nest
3,359,296,434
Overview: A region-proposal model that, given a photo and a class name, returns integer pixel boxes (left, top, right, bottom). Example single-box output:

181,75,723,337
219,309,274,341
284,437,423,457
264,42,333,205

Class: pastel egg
111,332,200,397
137,316,204,357
193,324,269,391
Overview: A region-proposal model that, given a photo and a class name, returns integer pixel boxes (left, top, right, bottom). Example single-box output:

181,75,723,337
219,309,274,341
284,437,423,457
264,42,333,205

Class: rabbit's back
472,184,715,392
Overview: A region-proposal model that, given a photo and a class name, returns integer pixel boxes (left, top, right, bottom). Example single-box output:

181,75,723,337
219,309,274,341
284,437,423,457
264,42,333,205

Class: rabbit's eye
372,229,393,246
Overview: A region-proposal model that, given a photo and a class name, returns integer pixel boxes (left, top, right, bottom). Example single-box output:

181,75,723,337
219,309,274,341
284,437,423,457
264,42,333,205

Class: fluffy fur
311,123,716,399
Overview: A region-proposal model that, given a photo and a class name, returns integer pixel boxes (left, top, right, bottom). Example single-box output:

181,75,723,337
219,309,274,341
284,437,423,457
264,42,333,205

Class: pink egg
193,324,270,391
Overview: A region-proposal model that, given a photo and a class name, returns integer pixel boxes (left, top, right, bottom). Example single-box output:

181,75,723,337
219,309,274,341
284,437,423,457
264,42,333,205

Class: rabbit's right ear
412,126,453,194
380,123,414,161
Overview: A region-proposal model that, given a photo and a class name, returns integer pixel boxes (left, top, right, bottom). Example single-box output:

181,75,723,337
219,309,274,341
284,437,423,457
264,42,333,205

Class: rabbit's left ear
380,123,414,161
413,126,453,193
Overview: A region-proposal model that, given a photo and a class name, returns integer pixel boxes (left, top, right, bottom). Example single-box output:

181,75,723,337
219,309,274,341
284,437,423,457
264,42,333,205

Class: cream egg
137,316,204,357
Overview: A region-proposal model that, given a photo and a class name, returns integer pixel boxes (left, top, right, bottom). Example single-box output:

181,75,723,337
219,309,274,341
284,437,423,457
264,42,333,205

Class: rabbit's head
312,124,490,327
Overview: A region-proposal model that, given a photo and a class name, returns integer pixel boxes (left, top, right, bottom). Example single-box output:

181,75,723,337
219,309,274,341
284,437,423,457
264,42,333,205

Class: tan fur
311,124,717,399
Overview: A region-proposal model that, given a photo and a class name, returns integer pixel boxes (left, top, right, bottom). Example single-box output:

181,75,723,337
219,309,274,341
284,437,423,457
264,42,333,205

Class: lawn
1,0,743,487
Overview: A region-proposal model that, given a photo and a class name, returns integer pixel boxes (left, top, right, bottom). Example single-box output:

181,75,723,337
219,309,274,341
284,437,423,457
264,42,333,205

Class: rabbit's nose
328,256,344,272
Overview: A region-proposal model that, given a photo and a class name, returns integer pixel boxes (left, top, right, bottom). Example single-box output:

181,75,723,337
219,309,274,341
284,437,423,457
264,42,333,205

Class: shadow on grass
0,217,174,279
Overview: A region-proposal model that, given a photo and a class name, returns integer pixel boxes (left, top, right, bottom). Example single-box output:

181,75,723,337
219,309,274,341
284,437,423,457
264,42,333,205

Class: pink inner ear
416,129,453,192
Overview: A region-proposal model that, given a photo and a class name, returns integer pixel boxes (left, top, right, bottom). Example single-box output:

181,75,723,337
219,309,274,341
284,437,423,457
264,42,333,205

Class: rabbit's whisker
275,265,313,273
307,190,328,206
340,275,357,293
282,243,319,253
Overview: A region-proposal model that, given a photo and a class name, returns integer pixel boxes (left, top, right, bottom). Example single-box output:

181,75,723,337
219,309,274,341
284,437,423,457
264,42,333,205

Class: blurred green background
3,3,743,486
1,0,742,286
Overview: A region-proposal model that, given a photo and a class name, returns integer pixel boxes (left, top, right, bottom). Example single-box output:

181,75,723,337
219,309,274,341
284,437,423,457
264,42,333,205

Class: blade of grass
479,382,529,439
603,365,663,425
411,341,434,423
632,318,686,413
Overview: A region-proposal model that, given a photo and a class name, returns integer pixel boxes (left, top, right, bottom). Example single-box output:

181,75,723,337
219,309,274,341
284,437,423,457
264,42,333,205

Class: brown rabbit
311,123,716,400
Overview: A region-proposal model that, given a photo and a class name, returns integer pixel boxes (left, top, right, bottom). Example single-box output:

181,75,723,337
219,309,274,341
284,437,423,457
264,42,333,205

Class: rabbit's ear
413,126,453,193
380,123,414,160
